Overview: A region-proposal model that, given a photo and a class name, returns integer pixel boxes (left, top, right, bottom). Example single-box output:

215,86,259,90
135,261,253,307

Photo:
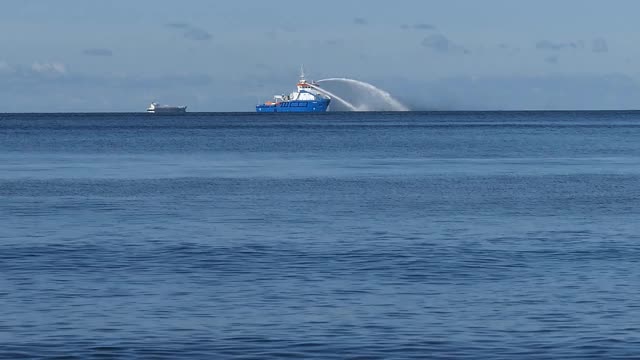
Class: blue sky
0,0,638,111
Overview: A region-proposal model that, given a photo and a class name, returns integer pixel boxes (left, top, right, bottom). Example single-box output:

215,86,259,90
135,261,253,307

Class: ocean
1,111,640,359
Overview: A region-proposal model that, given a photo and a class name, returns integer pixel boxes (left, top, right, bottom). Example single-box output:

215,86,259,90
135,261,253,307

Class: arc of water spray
317,78,410,111
307,83,358,111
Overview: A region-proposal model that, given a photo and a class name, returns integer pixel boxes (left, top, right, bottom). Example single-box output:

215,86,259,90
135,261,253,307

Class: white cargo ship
146,102,187,114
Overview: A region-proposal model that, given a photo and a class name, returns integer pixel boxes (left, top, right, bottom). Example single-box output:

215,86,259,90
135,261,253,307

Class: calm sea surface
1,112,640,359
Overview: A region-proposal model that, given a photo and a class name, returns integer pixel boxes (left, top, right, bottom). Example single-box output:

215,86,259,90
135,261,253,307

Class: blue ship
256,67,331,113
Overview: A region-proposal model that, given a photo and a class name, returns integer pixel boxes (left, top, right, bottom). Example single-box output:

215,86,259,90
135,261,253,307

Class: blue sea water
1,111,640,359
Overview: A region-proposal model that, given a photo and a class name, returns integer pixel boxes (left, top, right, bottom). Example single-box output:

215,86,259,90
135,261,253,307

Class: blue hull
256,99,330,113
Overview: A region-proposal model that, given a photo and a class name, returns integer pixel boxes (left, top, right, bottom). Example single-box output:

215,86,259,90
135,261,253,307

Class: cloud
31,62,67,75
592,38,608,53
401,23,437,31
109,73,214,88
165,22,212,41
83,48,113,57
536,40,583,51
421,34,469,54
497,43,521,53
165,22,190,29
0,60,215,90
413,23,437,30
324,39,344,47
0,66,216,112
394,73,640,111
183,28,212,41
353,17,368,25
545,55,559,64
0,60,68,78
0,61,13,73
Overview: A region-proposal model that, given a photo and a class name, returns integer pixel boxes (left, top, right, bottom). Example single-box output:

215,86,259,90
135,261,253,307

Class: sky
1,0,639,111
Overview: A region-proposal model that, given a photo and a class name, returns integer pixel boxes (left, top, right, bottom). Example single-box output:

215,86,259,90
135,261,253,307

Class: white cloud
421,34,470,55
31,62,67,75
0,61,14,73
165,22,212,42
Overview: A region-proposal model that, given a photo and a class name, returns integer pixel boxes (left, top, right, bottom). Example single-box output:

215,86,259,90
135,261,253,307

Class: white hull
146,102,187,114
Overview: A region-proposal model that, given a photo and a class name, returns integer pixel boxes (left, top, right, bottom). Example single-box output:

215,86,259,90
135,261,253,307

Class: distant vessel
146,102,187,114
256,67,330,113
